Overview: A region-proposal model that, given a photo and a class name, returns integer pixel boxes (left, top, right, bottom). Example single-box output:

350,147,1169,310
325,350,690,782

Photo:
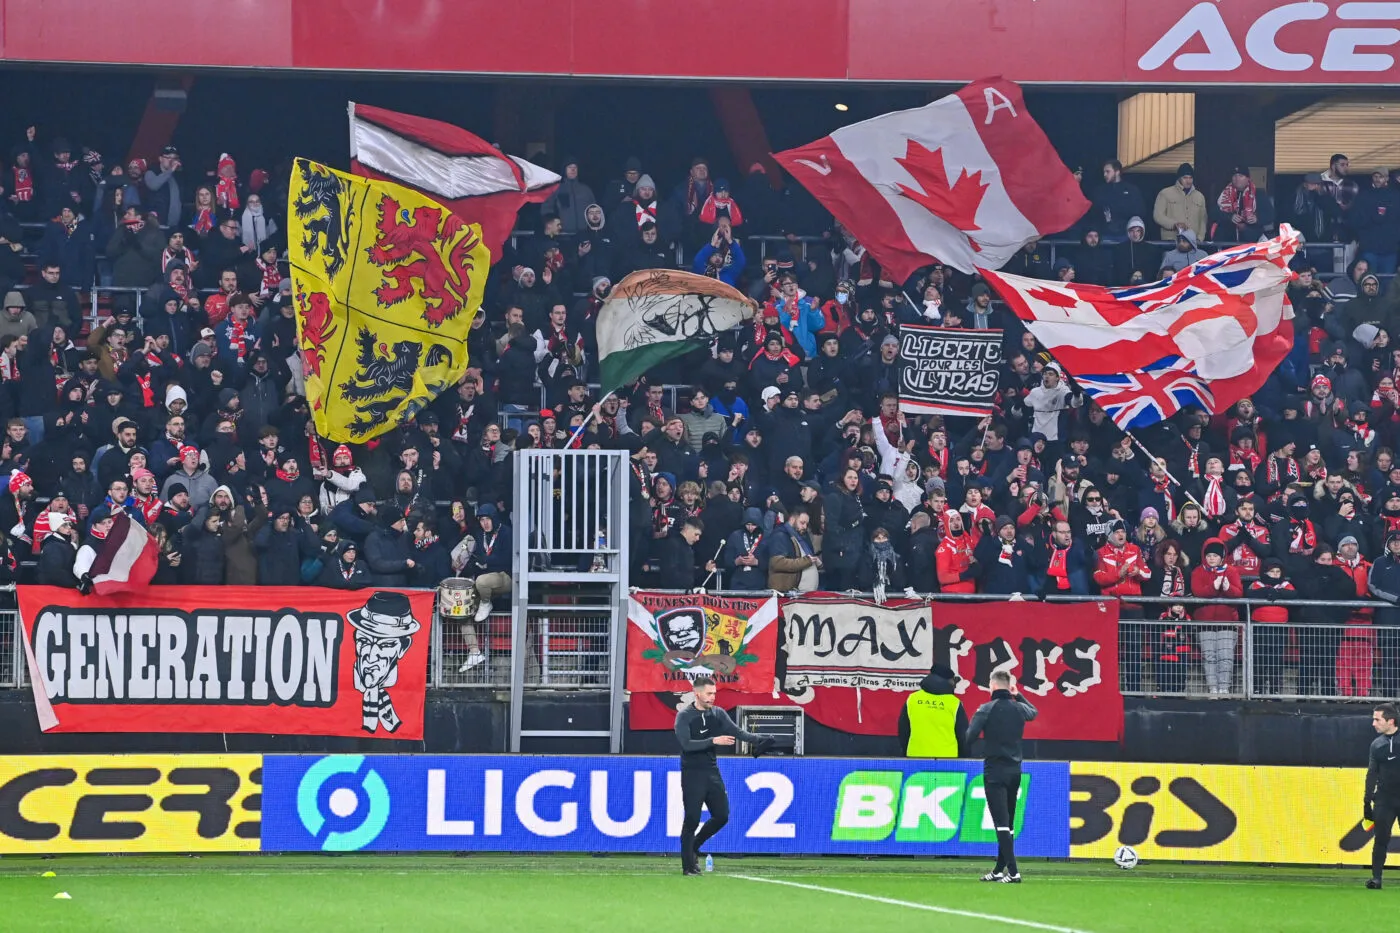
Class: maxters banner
897,325,1003,417
629,594,1123,742
16,586,433,740
3,755,1393,865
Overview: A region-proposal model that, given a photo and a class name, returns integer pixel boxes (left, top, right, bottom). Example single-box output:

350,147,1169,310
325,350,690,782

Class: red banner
17,586,432,740
4,0,1397,85
629,597,1122,742
625,592,779,694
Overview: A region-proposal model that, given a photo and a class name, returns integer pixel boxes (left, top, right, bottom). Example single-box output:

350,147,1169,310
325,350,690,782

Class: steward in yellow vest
898,664,969,757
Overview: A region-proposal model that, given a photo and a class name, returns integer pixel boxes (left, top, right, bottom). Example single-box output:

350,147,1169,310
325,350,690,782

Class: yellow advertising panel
1070,761,1379,865
0,755,261,854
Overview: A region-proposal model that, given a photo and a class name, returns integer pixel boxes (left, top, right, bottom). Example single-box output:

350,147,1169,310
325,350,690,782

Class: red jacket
1190,541,1244,621
1247,579,1292,623
1092,542,1151,598
936,533,976,593
1219,519,1270,576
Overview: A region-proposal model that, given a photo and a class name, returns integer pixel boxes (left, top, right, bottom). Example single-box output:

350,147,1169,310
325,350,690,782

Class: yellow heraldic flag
287,158,490,442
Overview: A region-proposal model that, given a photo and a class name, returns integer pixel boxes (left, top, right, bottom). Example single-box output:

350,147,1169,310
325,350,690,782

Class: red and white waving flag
76,512,160,596
981,226,1299,382
773,79,1088,279
348,102,560,261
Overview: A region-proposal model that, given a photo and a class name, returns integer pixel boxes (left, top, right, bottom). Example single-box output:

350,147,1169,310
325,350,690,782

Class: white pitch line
729,874,1097,933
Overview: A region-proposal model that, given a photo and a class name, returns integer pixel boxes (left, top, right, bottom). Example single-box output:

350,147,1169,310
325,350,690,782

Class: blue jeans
1361,251,1398,276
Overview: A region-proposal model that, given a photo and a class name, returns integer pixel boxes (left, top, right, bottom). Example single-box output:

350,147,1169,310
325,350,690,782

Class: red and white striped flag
348,102,560,261
80,512,159,595
773,79,1088,279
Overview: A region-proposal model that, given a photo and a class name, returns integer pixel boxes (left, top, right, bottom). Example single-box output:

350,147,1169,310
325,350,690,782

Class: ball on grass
1113,845,1139,870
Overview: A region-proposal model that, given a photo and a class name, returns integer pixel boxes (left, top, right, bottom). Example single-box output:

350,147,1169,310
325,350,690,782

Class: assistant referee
1365,703,1400,889
965,670,1039,884
674,675,773,875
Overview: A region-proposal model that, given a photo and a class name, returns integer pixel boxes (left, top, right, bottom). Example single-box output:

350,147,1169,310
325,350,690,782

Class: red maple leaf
895,140,989,245
1024,285,1080,309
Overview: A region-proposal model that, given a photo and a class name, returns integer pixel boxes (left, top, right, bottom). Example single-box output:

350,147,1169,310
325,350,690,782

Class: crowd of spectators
3,127,1400,694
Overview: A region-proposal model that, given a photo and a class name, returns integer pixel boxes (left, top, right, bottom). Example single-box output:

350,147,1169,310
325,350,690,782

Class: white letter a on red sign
1138,2,1242,73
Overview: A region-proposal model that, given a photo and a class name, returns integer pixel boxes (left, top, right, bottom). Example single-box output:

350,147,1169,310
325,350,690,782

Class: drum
438,577,478,618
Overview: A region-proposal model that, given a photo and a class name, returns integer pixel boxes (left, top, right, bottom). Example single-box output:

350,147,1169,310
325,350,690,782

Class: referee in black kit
1365,703,1400,889
965,670,1038,884
674,676,774,875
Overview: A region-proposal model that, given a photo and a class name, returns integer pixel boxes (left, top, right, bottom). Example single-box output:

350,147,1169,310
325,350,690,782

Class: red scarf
217,175,240,211
228,317,249,360
632,199,657,228
276,466,300,483
1202,475,1227,518
191,207,215,235
1219,181,1258,228
1351,424,1376,447
1181,438,1201,478
684,179,713,216
10,166,32,202
1266,455,1300,495
1289,519,1317,553
927,445,948,478
1152,475,1177,521
134,493,162,525
258,258,281,296
1229,444,1261,472
1047,545,1070,590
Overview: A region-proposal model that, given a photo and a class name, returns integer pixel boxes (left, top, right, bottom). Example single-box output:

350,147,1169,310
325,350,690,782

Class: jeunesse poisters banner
18,585,433,740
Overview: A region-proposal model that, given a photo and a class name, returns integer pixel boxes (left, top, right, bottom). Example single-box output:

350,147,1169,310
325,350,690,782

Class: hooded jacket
1159,229,1209,274
721,509,769,591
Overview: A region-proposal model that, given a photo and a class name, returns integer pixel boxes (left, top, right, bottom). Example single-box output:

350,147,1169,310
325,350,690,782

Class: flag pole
569,389,618,448
1124,430,1208,514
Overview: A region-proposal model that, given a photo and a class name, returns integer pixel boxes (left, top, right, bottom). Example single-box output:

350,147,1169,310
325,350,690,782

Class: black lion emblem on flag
293,159,354,280
338,326,453,436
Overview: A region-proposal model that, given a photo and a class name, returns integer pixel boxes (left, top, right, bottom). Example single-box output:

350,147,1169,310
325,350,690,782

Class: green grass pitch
0,854,1387,932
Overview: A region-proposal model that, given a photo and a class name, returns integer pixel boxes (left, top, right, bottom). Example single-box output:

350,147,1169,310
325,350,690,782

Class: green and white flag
595,269,755,394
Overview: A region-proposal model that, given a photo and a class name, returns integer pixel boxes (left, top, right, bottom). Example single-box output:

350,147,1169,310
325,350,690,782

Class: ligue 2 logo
296,756,391,851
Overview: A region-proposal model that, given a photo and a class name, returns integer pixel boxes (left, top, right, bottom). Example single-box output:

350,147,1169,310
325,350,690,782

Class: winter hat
1339,535,1360,550
624,156,642,173
714,178,729,193
179,445,199,460
1176,162,1195,180
1311,373,1331,392
353,485,378,506
217,388,239,408
8,470,31,493
1204,539,1227,559
131,468,154,482
1107,518,1127,536
1387,529,1400,547
165,385,187,409
969,282,991,299
995,515,1016,532
51,137,72,155
761,386,781,402
1261,556,1284,575
634,174,656,194
1270,424,1296,452
167,482,189,499
1140,507,1160,522
881,334,899,348
1353,322,1382,347
217,153,236,174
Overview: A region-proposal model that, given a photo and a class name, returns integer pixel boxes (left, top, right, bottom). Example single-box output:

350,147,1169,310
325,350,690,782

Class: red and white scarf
1218,181,1258,228
1202,475,1228,518
191,207,215,235
1047,545,1071,590
632,199,657,228
1288,519,1317,553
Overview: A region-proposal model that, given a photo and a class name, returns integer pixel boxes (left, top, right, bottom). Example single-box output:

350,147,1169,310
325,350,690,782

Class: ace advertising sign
260,754,1070,857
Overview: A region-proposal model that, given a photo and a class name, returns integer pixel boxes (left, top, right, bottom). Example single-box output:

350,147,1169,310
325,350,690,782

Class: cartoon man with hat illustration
348,592,422,733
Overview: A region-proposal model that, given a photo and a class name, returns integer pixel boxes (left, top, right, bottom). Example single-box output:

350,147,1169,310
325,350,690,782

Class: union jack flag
1074,356,1216,430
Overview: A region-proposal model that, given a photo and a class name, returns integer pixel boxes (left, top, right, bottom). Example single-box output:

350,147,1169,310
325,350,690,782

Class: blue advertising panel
261,755,1070,857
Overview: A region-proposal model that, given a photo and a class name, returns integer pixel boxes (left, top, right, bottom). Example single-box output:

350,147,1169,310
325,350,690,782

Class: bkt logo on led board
261,756,1069,856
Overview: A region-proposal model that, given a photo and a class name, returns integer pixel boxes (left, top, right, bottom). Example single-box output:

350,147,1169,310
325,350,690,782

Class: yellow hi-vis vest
905,690,961,757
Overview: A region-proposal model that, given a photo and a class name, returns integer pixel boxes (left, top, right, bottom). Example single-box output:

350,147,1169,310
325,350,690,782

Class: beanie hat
8,469,31,493
1176,162,1195,180
167,482,189,498
634,174,655,194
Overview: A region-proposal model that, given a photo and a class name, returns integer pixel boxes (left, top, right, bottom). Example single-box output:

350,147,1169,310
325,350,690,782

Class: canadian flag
773,79,1088,280
348,102,560,262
